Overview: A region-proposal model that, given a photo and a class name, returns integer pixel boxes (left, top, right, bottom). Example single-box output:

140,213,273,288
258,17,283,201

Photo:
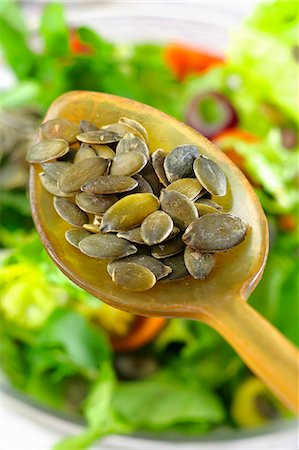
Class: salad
0,1,298,449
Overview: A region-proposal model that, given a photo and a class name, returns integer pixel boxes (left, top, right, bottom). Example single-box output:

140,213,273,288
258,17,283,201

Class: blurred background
0,1,298,449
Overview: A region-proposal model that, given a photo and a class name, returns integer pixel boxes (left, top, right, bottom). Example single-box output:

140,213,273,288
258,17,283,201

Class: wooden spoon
29,91,298,413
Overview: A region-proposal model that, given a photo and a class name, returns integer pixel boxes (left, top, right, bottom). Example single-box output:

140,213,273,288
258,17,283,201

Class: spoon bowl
30,91,298,412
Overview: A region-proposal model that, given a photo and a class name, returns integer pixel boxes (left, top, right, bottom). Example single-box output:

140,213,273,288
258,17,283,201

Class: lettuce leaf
228,1,298,124
112,370,225,430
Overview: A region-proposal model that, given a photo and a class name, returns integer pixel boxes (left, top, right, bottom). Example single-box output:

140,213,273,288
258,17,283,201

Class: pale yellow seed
112,262,156,292
100,193,160,232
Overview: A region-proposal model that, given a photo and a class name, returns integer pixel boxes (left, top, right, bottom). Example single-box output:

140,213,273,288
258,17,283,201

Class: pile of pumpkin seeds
27,116,248,292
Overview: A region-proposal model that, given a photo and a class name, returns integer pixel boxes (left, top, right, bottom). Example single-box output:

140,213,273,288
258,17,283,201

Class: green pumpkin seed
194,203,223,215
77,130,121,144
57,148,76,163
74,144,96,163
53,197,88,227
164,144,199,183
65,228,91,248
41,161,72,181
151,234,185,259
184,247,215,279
166,226,180,241
117,227,145,244
183,213,248,252
141,211,173,245
108,255,171,280
110,152,147,176
119,117,149,143
160,254,189,282
58,157,109,193
165,178,202,200
160,189,198,230
39,172,73,197
141,161,161,196
112,262,156,292
116,133,149,159
80,120,98,132
83,223,100,233
197,198,223,210
102,123,145,141
78,233,137,259
81,175,137,194
100,193,160,232
26,139,69,163
92,144,116,160
151,148,169,187
40,118,79,144
131,175,153,194
75,191,118,214
193,155,227,196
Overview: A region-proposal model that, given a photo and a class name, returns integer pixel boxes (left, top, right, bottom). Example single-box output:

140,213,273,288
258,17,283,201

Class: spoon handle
200,295,299,413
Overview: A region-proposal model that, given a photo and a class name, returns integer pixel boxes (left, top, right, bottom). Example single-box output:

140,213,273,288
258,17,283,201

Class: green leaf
53,362,131,450
0,81,40,109
38,309,111,372
228,2,299,124
0,0,28,37
0,17,34,78
112,370,225,430
40,3,69,56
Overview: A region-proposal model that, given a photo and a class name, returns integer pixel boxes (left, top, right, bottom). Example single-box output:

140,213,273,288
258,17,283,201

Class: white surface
1,393,299,450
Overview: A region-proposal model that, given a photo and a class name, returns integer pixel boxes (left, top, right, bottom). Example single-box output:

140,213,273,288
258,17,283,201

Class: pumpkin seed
41,161,72,181
151,234,184,259
131,175,153,194
39,172,73,197
76,191,118,214
77,130,121,144
164,144,199,182
110,152,147,176
197,198,223,210
83,223,100,233
184,247,215,279
81,175,137,194
165,178,202,200
26,139,69,163
74,144,96,163
193,155,227,196
92,144,116,160
57,148,76,163
194,202,223,215
119,117,149,143
108,255,171,280
160,254,189,282
112,262,156,292
141,210,173,245
58,157,109,193
65,228,91,248
117,227,145,244
80,120,98,132
116,133,149,159
141,161,161,196
166,226,180,241
102,123,145,141
100,193,160,232
183,213,248,252
40,118,79,144
160,189,198,230
53,197,88,227
151,148,169,187
78,233,137,259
